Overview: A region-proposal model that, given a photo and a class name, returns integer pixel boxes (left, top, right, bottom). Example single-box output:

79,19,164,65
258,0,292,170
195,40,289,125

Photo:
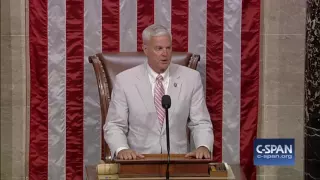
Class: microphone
162,95,171,180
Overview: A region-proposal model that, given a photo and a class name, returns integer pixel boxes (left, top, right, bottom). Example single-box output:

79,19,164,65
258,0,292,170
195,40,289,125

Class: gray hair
142,24,172,45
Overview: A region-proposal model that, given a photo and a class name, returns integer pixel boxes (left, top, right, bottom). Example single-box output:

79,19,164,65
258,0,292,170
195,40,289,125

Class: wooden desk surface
85,164,247,180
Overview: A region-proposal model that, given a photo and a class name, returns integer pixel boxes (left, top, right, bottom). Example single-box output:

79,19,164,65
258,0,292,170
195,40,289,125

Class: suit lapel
161,64,182,134
135,64,156,114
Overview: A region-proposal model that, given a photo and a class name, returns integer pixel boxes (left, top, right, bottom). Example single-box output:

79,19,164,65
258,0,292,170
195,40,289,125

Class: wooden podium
86,154,241,180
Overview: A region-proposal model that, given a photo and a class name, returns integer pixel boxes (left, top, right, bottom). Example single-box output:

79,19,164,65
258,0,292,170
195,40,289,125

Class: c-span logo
254,138,295,166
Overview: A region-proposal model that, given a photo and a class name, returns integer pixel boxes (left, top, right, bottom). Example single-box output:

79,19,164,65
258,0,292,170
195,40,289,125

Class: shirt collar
146,63,170,82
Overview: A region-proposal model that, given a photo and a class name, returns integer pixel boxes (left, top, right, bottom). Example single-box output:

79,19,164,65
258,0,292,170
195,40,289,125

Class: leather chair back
96,52,197,96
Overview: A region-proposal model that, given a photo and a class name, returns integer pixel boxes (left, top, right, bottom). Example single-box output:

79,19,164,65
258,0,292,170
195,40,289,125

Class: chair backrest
97,52,198,96
88,51,200,160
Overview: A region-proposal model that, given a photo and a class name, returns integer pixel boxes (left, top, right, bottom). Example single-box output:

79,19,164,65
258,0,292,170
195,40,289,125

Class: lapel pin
174,83,177,87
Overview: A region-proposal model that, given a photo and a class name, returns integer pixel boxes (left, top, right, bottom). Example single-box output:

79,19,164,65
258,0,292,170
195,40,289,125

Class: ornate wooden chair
88,52,200,161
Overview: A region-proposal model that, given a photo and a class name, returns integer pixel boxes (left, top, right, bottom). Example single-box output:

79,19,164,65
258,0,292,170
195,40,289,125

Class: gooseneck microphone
162,95,171,180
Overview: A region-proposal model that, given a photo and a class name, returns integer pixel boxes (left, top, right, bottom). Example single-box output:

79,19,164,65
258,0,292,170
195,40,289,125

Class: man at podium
103,24,214,160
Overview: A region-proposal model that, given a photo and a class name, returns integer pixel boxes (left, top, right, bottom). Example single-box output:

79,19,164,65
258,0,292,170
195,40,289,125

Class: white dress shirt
146,63,170,96
115,64,170,157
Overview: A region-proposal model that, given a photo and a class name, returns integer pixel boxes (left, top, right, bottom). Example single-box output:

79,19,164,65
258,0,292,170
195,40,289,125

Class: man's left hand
185,146,211,159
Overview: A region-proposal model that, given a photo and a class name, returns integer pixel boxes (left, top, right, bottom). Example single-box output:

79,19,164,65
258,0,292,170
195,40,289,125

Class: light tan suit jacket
103,62,213,157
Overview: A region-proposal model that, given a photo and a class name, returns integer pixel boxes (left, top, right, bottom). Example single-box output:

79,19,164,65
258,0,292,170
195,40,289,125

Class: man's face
143,35,172,73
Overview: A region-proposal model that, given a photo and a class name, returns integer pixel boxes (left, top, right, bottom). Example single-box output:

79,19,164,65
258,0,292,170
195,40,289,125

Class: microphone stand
165,108,170,180
162,95,171,180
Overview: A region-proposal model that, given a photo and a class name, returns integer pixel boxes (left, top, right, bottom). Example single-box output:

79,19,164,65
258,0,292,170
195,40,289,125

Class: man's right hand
117,149,145,160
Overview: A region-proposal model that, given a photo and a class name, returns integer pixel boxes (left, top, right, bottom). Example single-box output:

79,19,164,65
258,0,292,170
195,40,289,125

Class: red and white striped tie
154,75,165,125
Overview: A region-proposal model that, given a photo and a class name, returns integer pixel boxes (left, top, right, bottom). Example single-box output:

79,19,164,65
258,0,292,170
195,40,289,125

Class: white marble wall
259,0,306,179
0,0,28,179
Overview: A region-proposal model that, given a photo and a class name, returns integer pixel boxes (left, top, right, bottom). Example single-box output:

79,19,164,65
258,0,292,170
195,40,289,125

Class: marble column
304,0,320,179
